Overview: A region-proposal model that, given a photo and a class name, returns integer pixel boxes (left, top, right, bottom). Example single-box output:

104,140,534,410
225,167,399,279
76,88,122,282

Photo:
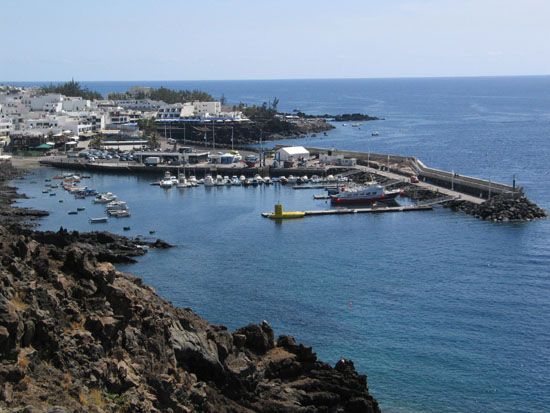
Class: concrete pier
262,204,433,218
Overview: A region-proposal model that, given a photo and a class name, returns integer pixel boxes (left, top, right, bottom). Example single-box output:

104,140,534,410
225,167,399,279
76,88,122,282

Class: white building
61,97,90,112
275,146,310,162
192,101,221,117
114,99,164,111
29,94,63,112
156,104,184,120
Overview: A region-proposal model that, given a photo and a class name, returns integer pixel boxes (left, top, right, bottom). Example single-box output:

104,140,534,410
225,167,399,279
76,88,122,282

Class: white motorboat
253,174,264,184
223,176,231,186
215,175,225,186
231,176,241,186
239,175,246,182
93,192,117,203
204,175,215,187
106,201,128,211
263,177,272,185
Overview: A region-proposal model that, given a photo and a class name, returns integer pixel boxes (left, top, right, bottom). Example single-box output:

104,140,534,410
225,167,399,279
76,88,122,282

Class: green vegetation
137,118,159,148
40,80,102,100
108,87,213,103
239,98,279,122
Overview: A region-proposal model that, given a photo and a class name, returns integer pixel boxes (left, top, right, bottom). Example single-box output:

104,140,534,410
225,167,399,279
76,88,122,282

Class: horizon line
2,73,550,84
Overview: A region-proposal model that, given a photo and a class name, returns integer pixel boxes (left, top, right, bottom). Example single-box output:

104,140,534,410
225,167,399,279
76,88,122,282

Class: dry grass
62,372,73,392
11,293,28,311
79,388,106,409
63,318,86,334
17,354,30,369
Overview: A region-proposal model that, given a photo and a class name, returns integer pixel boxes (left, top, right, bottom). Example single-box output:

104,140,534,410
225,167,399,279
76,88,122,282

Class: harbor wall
304,147,520,199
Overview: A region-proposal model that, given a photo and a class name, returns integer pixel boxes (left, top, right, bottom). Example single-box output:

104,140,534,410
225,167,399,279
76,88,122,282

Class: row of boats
155,171,350,189
92,192,131,218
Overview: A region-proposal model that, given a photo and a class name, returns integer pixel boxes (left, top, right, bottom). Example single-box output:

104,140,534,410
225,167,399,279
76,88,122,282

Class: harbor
34,141,536,223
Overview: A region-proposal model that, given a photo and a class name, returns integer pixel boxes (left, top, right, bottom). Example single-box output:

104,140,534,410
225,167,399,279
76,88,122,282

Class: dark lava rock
448,193,547,222
0,164,380,412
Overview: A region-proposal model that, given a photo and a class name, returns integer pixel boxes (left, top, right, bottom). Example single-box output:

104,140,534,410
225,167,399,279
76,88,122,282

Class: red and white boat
330,184,402,205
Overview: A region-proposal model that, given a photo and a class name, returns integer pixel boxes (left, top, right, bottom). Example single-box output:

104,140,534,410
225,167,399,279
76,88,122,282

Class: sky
1,0,549,81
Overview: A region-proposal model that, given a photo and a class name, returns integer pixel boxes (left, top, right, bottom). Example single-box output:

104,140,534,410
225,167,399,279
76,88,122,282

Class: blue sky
1,0,549,80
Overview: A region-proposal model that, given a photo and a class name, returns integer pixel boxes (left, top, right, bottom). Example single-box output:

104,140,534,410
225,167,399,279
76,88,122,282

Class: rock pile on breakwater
0,165,380,411
448,193,547,222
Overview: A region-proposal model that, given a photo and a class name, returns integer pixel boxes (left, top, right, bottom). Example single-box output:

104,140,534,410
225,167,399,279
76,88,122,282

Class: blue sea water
10,77,550,412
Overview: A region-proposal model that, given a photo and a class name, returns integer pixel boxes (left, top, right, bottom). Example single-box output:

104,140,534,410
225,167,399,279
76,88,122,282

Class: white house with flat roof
275,146,310,162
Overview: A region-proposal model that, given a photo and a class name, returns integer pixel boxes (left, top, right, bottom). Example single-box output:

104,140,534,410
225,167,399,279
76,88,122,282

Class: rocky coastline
447,193,547,222
0,163,380,412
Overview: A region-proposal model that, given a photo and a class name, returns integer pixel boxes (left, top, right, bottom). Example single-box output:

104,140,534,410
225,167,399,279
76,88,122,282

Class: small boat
109,209,130,218
243,178,253,187
58,200,63,203
93,192,117,203
106,201,128,211
215,175,225,186
263,177,272,185
123,226,131,231
176,175,190,188
204,175,215,187
89,217,108,224
286,175,298,184
223,176,231,186
231,176,241,186
42,190,49,194
49,193,56,196
253,174,264,185
239,175,246,183
279,176,288,185
188,176,198,186
149,230,156,234
77,207,86,211
159,171,175,188
68,211,78,215
371,131,380,136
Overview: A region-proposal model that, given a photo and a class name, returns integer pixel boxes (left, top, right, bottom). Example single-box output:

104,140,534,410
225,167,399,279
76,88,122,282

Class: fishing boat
89,217,108,224
330,184,403,205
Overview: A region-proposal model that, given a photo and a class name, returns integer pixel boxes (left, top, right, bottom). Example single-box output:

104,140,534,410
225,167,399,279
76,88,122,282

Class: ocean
11,77,550,412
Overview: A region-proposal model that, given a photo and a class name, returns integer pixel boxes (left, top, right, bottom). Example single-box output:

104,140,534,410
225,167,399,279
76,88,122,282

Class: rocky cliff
0,164,380,412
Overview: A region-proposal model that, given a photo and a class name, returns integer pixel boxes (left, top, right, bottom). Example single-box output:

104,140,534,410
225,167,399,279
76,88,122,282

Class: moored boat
330,184,402,205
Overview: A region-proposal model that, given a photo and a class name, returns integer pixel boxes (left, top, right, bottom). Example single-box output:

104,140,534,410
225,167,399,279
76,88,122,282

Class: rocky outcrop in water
448,193,547,222
0,163,380,412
